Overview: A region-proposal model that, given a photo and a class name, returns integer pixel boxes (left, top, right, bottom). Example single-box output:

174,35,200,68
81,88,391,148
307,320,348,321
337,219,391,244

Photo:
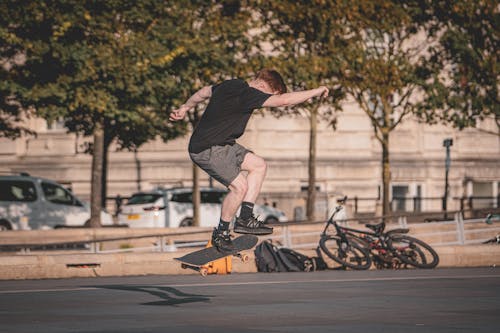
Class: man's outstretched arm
169,85,212,121
263,86,329,108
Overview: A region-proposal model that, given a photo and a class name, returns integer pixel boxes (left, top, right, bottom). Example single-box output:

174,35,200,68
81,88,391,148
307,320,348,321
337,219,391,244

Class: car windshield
127,193,162,205
41,181,75,205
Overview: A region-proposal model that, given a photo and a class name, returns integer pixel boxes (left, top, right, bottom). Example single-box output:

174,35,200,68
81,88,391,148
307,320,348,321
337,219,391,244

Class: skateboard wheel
181,264,188,269
199,268,208,277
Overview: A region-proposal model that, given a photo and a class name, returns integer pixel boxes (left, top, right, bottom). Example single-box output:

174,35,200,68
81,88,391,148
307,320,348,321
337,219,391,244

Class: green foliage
167,1,260,128
0,5,34,139
258,0,347,119
422,0,499,132
336,1,438,140
0,80,35,139
2,0,187,148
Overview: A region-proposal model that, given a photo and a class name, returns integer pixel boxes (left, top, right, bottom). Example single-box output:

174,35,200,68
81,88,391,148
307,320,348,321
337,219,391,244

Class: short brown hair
255,69,287,94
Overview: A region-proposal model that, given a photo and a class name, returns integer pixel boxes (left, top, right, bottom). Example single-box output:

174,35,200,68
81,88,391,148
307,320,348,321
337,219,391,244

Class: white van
0,174,113,231
117,187,287,228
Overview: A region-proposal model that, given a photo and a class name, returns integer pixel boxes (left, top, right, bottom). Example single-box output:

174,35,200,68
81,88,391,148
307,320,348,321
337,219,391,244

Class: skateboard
175,234,258,276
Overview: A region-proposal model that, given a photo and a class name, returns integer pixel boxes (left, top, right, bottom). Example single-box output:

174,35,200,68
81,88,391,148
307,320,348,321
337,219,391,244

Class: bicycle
318,196,439,269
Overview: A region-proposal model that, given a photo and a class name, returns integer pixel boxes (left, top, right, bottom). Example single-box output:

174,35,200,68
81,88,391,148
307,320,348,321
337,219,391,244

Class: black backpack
276,247,328,272
254,240,328,272
254,240,288,272
276,248,313,272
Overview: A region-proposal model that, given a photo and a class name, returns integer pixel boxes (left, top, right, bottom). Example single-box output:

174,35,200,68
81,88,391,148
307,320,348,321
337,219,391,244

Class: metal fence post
455,212,465,245
398,216,408,228
159,236,165,252
282,225,291,248
165,238,177,252
89,241,98,253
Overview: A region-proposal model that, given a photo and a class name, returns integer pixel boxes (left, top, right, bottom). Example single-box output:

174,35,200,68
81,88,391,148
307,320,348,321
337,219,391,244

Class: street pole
443,138,453,219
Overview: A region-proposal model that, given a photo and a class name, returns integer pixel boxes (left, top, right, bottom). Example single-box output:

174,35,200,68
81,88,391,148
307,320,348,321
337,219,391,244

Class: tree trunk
192,163,200,227
134,149,142,192
101,122,115,209
90,121,104,228
101,148,107,208
306,107,317,221
101,135,112,209
381,131,391,218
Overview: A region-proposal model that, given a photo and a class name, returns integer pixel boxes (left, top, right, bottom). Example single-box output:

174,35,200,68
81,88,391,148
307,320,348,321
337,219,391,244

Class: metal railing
265,213,500,250
3,229,213,254
3,214,499,255
352,195,500,214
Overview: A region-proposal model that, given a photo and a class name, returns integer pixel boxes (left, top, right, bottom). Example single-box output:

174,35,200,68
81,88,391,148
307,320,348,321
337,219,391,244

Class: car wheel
0,220,12,231
264,216,279,224
179,218,194,227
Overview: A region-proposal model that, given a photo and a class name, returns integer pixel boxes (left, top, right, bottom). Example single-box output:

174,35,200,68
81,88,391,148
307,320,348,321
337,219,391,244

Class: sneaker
211,228,235,252
234,215,273,235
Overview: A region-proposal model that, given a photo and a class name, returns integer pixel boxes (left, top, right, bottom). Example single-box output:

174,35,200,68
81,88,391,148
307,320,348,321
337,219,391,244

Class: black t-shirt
188,79,272,153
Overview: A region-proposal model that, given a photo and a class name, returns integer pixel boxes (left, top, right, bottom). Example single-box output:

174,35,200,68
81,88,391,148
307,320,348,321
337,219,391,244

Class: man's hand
318,86,329,98
168,85,213,121
169,105,189,121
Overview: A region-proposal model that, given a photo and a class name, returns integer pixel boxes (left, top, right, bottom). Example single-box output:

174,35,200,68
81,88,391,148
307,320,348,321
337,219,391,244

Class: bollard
164,238,177,252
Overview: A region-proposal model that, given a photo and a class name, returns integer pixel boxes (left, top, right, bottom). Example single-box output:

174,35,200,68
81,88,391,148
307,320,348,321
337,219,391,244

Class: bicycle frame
321,204,381,238
322,209,387,248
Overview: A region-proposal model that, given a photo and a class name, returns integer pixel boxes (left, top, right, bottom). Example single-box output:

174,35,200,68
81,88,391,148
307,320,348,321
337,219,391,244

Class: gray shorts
189,143,250,187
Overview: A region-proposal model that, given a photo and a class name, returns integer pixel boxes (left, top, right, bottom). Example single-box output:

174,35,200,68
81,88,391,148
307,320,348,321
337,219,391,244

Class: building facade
1,103,499,220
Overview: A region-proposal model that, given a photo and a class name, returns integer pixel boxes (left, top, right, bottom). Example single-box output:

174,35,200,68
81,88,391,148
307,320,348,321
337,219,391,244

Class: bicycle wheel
387,234,439,269
319,235,371,270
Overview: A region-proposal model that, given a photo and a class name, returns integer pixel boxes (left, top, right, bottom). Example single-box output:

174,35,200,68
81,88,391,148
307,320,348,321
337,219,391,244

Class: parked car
117,187,288,228
0,173,113,231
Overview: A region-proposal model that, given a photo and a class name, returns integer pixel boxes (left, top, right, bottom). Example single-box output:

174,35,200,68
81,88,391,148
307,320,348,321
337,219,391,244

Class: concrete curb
1,244,499,280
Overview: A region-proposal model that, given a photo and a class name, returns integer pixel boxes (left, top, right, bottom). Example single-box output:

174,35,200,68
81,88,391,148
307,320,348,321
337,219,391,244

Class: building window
392,185,409,212
472,181,495,208
391,183,423,212
46,118,65,131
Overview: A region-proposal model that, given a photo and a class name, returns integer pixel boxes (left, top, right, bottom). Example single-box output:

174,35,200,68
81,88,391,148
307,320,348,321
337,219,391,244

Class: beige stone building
1,103,499,220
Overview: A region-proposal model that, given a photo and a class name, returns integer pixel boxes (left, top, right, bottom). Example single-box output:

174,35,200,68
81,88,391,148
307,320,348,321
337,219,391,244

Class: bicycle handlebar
328,196,348,222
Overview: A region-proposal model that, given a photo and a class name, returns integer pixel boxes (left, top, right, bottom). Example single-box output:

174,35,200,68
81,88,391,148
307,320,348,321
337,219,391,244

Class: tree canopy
3,0,187,147
422,0,499,134
2,0,190,225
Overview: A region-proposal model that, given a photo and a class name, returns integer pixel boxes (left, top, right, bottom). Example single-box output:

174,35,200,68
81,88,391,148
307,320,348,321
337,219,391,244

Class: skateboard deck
175,234,258,268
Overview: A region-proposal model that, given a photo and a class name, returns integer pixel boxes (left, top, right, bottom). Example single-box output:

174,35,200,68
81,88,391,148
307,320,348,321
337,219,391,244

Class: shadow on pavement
90,285,214,306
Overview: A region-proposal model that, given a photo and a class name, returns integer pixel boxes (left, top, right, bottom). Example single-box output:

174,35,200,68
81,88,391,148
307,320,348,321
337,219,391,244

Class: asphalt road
0,268,499,333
